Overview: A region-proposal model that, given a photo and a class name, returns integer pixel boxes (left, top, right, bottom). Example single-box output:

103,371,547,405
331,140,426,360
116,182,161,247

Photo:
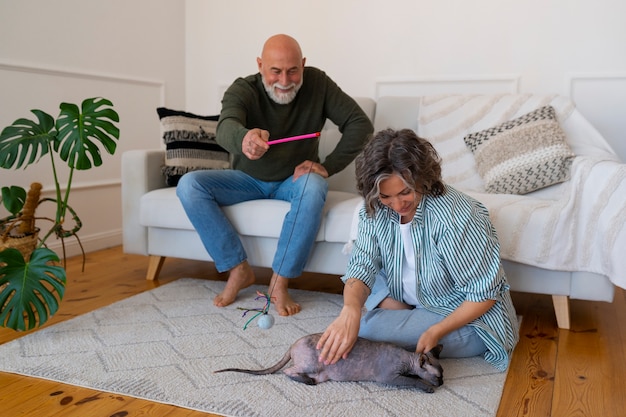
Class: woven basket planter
0,227,39,262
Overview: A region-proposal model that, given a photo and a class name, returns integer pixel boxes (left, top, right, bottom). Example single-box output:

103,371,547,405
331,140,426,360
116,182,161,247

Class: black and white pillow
463,105,575,195
157,107,230,186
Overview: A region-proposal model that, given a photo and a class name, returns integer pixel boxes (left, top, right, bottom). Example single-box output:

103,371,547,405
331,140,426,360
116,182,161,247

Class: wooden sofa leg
552,295,571,330
146,255,166,281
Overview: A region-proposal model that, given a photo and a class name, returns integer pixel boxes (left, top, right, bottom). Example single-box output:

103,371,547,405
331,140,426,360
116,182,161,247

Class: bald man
177,34,373,316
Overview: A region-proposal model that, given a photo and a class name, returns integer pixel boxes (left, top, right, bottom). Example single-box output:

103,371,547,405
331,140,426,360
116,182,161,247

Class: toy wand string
237,132,319,330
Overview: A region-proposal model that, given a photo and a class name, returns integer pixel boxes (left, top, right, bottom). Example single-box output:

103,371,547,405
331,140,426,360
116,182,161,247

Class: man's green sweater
216,67,373,182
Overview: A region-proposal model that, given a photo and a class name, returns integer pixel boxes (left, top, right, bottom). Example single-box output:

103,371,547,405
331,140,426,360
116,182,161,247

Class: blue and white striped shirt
343,185,519,370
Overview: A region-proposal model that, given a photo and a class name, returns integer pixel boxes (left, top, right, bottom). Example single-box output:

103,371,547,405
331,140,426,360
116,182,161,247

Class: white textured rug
0,278,507,417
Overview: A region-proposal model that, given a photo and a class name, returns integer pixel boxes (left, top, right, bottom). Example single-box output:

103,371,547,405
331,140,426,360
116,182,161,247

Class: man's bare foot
378,297,413,310
269,274,301,316
214,261,255,307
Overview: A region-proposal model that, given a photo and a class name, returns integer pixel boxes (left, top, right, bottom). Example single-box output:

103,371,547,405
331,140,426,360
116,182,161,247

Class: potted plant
0,97,120,331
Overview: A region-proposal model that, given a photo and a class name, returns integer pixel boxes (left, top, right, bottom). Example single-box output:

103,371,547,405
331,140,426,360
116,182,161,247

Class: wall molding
0,60,166,104
375,75,521,98
565,72,626,98
565,73,626,162
37,179,121,195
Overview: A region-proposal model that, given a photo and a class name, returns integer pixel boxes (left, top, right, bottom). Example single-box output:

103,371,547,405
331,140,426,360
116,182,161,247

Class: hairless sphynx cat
215,333,444,393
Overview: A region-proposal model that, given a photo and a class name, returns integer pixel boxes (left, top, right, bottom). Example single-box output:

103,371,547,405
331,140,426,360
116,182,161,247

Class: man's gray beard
263,78,303,104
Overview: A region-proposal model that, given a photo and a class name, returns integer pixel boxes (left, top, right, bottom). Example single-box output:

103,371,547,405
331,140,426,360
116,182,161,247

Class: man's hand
294,160,328,181
242,128,270,160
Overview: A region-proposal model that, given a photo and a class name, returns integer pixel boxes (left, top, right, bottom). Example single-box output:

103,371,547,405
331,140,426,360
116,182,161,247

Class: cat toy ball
238,291,275,330
257,313,275,329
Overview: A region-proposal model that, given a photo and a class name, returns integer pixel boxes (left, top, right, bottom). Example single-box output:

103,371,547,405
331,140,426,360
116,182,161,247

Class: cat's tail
213,350,292,375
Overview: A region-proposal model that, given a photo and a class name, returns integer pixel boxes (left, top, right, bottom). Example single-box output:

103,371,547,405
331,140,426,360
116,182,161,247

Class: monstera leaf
0,109,56,170
0,247,66,331
1,185,27,215
55,97,120,170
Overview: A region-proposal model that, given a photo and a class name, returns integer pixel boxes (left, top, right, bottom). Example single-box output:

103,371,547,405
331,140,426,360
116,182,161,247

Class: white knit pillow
463,105,574,195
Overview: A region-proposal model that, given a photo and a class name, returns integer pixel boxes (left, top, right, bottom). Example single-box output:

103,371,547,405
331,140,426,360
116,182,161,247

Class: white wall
186,0,626,161
0,0,186,256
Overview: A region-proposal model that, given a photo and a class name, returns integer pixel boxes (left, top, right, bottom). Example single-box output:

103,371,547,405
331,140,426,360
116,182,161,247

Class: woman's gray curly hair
355,128,445,216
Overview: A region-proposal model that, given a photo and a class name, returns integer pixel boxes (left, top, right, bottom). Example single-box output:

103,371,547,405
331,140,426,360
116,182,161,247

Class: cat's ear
429,344,443,359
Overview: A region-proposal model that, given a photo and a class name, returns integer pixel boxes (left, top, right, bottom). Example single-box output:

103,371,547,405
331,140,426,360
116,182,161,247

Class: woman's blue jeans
176,169,328,277
359,270,487,358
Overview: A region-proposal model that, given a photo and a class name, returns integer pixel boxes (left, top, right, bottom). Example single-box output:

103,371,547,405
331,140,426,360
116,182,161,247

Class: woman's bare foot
214,261,255,307
269,274,301,316
378,297,413,310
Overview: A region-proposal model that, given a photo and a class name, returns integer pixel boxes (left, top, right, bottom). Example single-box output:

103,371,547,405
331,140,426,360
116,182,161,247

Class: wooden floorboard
1,246,625,417
496,292,558,416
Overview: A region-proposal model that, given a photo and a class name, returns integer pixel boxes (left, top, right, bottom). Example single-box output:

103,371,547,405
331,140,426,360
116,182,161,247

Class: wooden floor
1,246,624,417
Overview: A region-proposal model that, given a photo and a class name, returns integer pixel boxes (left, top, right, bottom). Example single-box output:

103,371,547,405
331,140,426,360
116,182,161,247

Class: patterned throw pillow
463,105,575,194
157,108,230,186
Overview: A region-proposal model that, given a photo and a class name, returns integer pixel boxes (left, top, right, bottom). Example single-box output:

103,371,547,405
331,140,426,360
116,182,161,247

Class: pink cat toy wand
267,132,320,145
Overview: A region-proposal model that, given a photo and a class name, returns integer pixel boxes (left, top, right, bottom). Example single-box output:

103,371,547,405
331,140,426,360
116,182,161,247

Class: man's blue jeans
176,169,328,277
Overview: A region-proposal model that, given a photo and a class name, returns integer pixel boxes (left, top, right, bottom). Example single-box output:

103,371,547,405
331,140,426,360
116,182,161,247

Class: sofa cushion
138,188,361,243
139,188,290,236
157,107,230,186
322,193,364,243
463,105,575,195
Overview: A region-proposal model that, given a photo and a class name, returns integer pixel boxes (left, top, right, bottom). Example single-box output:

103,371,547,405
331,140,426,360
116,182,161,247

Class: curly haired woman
317,128,518,371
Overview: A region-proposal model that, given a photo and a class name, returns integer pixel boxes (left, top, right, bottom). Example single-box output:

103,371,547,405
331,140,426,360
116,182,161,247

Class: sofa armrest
121,149,167,255
562,109,621,161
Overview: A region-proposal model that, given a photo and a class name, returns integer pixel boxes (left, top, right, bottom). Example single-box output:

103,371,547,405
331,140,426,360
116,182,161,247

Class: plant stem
47,140,64,225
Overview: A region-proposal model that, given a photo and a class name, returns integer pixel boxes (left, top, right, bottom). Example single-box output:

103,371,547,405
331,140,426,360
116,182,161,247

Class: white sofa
122,94,625,329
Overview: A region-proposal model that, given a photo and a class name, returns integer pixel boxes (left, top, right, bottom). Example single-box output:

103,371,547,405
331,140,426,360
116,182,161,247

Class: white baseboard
45,229,123,259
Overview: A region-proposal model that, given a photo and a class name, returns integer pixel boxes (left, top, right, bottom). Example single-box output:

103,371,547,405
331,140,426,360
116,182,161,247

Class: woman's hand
415,299,496,353
316,307,361,365
316,277,370,365
416,324,444,354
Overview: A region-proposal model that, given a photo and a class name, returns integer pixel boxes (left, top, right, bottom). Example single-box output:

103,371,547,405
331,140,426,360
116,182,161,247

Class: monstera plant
0,97,120,331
